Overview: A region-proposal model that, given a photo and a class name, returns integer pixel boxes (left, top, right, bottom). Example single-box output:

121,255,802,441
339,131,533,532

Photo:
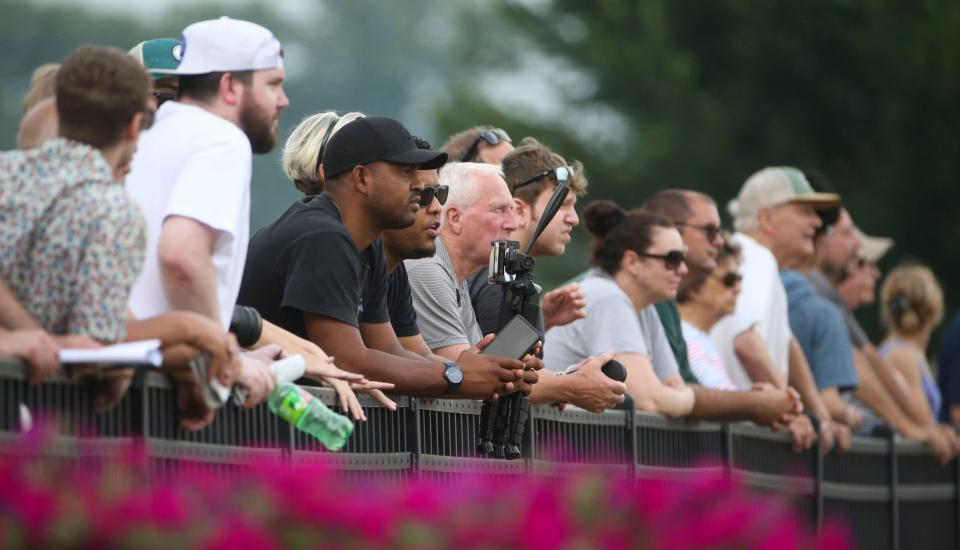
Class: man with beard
380,137,448,357
122,18,296,410
126,17,287,330
127,17,288,328
240,118,535,400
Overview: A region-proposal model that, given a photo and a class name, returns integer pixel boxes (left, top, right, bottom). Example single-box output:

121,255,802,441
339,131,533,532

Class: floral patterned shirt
0,138,145,342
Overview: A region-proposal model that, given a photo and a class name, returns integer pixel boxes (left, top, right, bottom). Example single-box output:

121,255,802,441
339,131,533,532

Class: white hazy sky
33,0,627,150
33,0,316,21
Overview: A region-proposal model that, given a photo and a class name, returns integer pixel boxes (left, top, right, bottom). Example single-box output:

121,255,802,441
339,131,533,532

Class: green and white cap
729,166,841,219
128,38,182,79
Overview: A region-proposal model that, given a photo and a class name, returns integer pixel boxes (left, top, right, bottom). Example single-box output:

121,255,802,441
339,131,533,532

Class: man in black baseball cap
239,115,533,400
322,116,447,179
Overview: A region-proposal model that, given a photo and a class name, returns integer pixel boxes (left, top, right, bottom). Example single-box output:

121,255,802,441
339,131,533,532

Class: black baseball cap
322,116,448,180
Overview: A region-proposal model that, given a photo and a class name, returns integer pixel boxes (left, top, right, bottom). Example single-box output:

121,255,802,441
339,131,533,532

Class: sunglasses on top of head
513,165,575,192
463,128,511,162
638,249,687,271
418,185,449,207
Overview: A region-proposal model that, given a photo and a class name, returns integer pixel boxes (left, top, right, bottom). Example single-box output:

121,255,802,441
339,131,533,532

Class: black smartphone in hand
481,315,541,360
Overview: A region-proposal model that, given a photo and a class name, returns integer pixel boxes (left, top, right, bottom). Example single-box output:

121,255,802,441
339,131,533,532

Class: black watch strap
443,362,463,394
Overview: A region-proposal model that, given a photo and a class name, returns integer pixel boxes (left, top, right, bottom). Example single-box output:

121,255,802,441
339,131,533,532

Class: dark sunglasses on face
513,165,574,192
638,249,686,271
464,128,511,161
713,271,743,288
674,222,722,242
418,185,449,207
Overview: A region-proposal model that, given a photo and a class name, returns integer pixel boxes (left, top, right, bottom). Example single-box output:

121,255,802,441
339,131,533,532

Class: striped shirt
405,238,483,350
681,321,738,391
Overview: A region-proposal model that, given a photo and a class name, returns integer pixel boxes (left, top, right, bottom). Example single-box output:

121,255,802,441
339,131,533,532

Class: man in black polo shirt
239,116,534,399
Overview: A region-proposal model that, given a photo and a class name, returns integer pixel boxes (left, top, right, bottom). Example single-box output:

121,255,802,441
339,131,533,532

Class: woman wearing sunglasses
543,201,695,416
676,240,743,391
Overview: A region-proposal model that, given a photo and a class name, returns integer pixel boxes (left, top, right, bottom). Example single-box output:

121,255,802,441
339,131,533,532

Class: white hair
437,162,505,228
281,111,365,192
729,198,759,232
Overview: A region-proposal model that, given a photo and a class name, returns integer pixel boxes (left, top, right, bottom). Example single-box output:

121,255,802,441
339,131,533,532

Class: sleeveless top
879,339,943,418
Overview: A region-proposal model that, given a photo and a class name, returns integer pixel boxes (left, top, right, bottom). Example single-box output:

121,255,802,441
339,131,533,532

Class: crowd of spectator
2,17,959,463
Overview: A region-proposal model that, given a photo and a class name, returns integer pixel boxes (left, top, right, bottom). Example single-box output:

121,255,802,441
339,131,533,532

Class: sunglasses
418,185,449,207
152,91,176,107
638,249,686,271
513,165,574,192
463,128,511,162
713,271,743,288
674,222,722,242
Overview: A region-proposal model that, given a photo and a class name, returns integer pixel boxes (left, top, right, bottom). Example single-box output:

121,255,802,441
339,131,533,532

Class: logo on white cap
174,17,283,75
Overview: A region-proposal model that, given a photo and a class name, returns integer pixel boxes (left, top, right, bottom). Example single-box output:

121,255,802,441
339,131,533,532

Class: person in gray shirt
406,163,514,357
543,201,695,417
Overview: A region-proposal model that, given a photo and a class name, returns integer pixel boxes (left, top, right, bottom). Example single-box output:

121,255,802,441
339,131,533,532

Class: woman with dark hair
543,201,695,416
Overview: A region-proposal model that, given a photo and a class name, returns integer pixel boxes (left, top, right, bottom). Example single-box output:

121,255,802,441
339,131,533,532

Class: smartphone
481,315,541,359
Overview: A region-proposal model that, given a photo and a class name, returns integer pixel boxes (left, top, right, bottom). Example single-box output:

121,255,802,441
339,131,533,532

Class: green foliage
433,0,960,343
4,0,959,344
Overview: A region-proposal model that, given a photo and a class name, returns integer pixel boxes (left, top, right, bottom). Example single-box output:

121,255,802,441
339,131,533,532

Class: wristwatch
442,362,463,394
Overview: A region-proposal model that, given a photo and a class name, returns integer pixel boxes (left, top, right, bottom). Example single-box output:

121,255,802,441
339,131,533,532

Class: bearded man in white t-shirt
125,18,377,413
711,166,853,453
127,18,287,325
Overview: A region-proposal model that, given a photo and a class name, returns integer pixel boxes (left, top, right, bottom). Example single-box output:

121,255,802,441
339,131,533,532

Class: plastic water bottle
268,382,354,451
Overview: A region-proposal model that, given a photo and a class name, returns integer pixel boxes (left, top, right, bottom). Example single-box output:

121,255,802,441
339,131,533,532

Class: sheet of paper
59,339,163,367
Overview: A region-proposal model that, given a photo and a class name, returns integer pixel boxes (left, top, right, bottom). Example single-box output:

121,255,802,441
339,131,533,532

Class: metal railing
0,359,956,549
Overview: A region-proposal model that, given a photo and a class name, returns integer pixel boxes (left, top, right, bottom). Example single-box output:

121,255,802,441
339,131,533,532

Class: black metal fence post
623,396,636,479
956,455,960,550
888,428,900,550
406,397,421,479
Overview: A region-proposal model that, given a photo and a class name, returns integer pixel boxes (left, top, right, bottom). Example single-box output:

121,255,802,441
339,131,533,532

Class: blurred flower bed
0,427,848,549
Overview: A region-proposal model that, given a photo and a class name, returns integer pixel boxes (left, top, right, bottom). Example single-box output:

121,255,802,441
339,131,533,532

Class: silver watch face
446,365,464,384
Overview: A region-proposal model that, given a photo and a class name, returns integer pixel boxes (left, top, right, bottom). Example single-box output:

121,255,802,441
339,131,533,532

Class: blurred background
4,0,959,348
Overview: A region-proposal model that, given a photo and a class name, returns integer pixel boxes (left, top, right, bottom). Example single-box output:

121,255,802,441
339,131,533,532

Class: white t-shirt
709,232,791,389
126,101,252,329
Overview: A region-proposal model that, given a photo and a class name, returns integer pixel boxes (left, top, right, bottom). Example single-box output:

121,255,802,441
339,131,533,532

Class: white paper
59,339,163,367
271,355,305,383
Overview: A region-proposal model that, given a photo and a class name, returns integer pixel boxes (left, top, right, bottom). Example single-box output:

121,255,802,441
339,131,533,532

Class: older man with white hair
406,163,520,358
711,166,852,453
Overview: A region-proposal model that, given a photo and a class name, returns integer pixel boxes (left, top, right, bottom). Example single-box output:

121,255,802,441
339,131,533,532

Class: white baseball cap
175,17,283,75
855,227,894,263
728,166,841,220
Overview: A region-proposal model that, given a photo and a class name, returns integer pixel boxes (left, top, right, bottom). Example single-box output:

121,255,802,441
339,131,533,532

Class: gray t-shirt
543,269,679,380
805,269,869,348
405,238,484,350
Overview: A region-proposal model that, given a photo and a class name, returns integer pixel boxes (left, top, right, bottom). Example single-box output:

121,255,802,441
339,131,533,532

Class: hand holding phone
481,315,541,360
